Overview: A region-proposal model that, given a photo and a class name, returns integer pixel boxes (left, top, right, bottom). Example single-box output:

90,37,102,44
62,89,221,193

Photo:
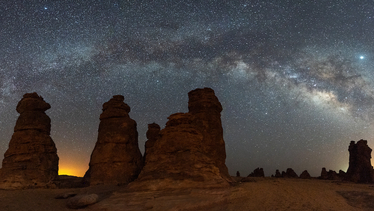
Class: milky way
1,1,374,176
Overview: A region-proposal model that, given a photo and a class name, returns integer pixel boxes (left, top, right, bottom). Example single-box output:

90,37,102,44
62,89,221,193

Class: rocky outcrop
0,93,59,189
274,170,282,178
236,171,240,177
345,140,374,183
248,167,264,177
282,168,298,178
85,95,143,185
320,167,329,180
299,170,311,179
319,168,342,180
129,88,232,190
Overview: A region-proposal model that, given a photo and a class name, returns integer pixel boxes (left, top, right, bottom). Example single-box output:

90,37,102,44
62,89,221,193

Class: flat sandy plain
1,178,374,211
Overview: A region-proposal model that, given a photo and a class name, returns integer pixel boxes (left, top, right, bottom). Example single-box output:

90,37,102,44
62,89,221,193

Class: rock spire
0,93,59,189
130,88,232,190
84,95,143,185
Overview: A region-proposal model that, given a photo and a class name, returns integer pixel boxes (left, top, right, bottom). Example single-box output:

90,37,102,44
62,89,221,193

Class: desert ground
1,177,374,211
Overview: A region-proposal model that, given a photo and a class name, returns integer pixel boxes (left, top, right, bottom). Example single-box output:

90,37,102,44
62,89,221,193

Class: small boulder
55,192,77,199
66,194,99,209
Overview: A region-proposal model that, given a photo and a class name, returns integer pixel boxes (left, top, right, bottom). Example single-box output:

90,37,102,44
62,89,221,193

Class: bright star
360,56,364,60
44,7,48,10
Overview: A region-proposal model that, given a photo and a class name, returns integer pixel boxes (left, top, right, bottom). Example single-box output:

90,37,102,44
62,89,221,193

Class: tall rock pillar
130,87,232,190
85,95,143,185
346,139,374,183
188,87,232,182
0,93,59,189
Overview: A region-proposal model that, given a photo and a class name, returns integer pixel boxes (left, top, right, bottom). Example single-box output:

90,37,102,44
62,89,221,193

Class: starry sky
1,0,374,177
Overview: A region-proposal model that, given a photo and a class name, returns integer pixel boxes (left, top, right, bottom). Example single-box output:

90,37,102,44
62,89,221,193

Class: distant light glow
360,56,365,59
59,168,85,177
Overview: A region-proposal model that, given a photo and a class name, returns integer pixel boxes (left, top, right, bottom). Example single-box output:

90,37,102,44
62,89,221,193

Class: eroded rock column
130,88,232,190
0,93,59,189
346,139,374,183
85,95,143,185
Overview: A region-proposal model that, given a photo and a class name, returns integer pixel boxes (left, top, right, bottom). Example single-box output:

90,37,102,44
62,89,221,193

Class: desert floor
1,178,374,211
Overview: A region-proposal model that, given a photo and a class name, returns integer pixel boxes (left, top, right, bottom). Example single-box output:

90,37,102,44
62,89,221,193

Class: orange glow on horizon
58,167,85,177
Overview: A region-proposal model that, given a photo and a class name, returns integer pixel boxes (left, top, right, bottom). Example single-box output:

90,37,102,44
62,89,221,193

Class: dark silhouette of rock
275,170,282,178
129,88,232,190
320,167,329,180
346,140,374,183
319,168,342,180
320,168,327,179
328,170,340,180
248,167,264,177
236,171,240,177
85,95,143,185
339,170,346,178
66,194,99,209
299,170,311,179
282,168,298,178
0,93,59,189
143,123,160,161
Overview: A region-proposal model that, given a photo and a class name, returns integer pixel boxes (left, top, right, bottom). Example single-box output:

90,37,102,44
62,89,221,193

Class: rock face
346,140,374,183
299,170,311,179
85,95,143,185
143,123,160,161
129,88,232,190
248,168,264,177
0,93,59,189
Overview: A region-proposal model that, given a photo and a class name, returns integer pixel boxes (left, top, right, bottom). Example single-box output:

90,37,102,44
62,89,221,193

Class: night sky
1,0,374,177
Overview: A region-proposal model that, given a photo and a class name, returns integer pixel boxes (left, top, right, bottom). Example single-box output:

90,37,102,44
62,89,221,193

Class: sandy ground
1,178,374,211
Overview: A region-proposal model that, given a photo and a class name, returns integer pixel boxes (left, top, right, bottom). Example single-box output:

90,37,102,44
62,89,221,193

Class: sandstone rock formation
129,88,232,190
0,93,59,189
346,139,374,183
84,95,143,185
282,168,298,178
143,123,160,161
236,171,240,177
248,167,264,177
274,169,282,178
320,168,344,180
299,170,311,179
320,167,329,180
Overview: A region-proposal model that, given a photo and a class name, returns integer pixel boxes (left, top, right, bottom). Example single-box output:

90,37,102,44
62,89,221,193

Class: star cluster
1,1,374,176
